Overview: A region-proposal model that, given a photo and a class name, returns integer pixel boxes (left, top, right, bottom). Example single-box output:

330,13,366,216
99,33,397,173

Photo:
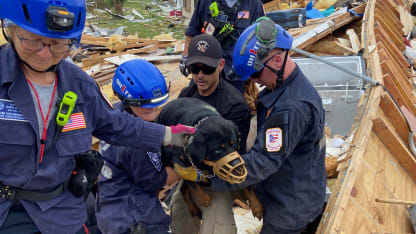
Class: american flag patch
62,113,86,132
237,11,249,19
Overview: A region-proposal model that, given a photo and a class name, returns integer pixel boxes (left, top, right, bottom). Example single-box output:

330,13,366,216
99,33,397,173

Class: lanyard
27,76,58,164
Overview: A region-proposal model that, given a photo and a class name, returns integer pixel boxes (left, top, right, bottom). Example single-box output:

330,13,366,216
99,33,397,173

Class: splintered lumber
346,29,361,53
81,45,157,66
317,0,416,232
292,3,366,51
263,0,281,12
104,54,181,66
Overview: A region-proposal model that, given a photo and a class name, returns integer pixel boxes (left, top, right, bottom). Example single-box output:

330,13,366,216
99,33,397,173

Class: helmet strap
265,49,289,88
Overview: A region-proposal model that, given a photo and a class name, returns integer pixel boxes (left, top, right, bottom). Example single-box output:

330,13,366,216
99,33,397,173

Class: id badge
206,23,216,35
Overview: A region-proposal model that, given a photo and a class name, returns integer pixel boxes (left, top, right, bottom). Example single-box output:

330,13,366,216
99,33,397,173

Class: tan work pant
170,180,237,234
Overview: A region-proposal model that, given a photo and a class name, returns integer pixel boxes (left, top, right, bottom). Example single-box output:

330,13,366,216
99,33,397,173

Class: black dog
157,97,263,219
157,97,240,173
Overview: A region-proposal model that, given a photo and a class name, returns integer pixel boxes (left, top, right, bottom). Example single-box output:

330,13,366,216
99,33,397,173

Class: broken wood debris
75,33,184,85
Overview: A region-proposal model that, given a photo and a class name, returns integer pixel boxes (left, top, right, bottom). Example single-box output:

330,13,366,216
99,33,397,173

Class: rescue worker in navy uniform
179,0,265,93
96,60,180,234
170,34,251,234
0,1,194,233
178,18,326,233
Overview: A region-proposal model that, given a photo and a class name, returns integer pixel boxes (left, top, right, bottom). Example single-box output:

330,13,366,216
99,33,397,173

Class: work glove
173,163,209,183
179,55,189,77
163,124,195,147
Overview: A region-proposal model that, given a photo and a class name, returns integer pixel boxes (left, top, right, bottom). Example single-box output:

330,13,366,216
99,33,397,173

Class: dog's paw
196,193,211,207
250,200,264,220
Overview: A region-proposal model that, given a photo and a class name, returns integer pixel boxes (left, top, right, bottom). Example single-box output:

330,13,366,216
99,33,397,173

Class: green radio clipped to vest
56,91,77,128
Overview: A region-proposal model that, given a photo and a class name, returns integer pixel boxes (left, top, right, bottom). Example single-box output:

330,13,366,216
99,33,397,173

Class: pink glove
163,124,196,146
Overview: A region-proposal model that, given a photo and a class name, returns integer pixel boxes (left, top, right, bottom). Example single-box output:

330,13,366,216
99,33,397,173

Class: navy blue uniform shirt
186,0,264,82
211,65,326,231
96,103,169,234
0,44,165,234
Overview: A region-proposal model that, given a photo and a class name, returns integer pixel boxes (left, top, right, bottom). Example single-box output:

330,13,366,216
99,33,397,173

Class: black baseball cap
187,34,222,68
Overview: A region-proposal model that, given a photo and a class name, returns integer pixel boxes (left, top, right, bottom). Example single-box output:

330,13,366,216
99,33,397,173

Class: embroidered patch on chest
62,112,86,132
265,127,282,152
147,152,162,172
0,99,28,122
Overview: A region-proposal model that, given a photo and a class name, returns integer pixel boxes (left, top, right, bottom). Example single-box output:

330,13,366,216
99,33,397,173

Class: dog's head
185,116,247,184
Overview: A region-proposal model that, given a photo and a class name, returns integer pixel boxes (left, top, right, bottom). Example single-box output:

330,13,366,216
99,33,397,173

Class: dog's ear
185,130,207,165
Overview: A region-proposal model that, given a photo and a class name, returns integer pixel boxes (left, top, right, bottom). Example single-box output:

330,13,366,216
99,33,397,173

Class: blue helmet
112,59,169,108
0,0,86,46
233,17,293,81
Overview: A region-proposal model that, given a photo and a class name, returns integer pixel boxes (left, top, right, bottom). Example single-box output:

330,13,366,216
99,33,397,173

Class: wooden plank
81,45,157,66
104,54,182,66
372,117,416,182
377,39,410,82
264,0,281,12
379,93,410,144
111,41,157,51
378,48,416,110
376,0,401,28
375,26,408,71
381,72,408,112
374,13,404,49
346,29,361,53
381,57,415,106
292,4,366,50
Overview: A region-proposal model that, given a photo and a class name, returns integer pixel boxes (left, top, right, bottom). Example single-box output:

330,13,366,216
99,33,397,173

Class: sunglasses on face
189,64,217,75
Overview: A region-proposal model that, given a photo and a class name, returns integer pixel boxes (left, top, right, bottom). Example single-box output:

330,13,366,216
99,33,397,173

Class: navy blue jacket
186,0,264,78
96,103,169,234
0,44,165,234
211,65,326,231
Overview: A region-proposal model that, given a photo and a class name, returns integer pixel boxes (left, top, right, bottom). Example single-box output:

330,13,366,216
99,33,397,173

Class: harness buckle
0,185,16,200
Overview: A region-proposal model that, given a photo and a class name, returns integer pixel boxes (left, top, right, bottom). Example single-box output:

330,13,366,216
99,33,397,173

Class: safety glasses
188,64,217,75
15,29,72,54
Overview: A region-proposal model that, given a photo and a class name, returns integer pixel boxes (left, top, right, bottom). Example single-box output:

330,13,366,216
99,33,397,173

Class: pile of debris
73,33,185,86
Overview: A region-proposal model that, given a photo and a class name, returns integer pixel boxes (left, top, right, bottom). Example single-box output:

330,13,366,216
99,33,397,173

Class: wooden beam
263,0,281,12
372,117,416,182
378,48,416,110
375,25,408,71
81,45,157,66
292,4,366,50
346,29,361,53
379,93,410,144
374,13,404,50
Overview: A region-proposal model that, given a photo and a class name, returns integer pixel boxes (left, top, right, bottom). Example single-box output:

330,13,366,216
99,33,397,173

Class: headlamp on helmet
46,6,75,32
